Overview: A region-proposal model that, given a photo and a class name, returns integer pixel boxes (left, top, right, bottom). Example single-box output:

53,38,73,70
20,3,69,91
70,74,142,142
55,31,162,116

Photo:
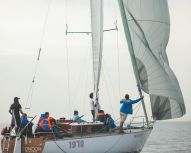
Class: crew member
119,94,144,133
9,97,24,133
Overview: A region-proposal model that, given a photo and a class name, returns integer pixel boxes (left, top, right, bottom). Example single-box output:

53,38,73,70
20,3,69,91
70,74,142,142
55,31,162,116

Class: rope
51,129,67,153
24,0,52,115
129,102,142,125
65,0,71,117
101,66,115,118
111,0,121,99
82,56,91,113
39,0,52,47
116,20,121,100
65,26,71,118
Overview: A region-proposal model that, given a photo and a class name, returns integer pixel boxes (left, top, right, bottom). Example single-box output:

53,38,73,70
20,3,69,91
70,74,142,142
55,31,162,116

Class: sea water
0,121,191,153
142,121,191,153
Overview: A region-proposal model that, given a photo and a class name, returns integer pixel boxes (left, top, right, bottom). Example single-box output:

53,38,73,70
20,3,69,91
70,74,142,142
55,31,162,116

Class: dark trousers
11,115,20,134
91,110,95,120
21,125,33,137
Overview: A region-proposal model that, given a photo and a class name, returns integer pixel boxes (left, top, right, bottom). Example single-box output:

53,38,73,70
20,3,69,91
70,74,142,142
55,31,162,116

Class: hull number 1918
69,140,84,149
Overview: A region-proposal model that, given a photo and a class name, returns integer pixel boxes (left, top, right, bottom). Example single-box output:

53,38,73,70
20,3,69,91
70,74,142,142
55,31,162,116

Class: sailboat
1,0,185,153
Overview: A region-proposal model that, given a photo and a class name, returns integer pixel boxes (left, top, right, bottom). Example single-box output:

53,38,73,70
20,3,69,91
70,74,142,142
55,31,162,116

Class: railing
123,116,154,133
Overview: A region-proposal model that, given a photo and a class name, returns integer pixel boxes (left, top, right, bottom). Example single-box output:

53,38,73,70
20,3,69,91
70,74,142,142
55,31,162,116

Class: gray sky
0,0,191,124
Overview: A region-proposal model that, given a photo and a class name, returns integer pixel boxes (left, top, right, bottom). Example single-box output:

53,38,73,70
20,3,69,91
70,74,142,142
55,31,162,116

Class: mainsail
90,0,103,105
118,0,186,120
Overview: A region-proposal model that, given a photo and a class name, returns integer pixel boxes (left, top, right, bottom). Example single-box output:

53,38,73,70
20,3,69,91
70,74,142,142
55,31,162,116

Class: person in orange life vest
40,116,64,138
97,110,105,123
36,112,49,131
39,116,54,132
104,114,116,132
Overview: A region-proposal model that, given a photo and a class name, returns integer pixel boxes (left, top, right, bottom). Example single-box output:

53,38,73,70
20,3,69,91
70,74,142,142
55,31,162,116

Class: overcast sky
0,0,190,124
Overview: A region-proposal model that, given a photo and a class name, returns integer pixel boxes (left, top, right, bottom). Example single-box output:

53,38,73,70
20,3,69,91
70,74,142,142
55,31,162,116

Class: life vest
1,127,7,135
97,111,104,116
39,118,52,129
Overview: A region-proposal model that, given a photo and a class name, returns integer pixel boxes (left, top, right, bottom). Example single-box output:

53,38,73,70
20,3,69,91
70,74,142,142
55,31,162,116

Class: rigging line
24,0,51,113
129,102,142,125
25,49,41,113
27,82,36,116
101,64,115,118
65,0,71,117
39,0,52,47
116,21,121,99
127,19,169,25
112,0,121,99
102,59,119,102
70,47,91,111
65,33,71,118
51,129,67,153
65,30,71,118
82,53,92,113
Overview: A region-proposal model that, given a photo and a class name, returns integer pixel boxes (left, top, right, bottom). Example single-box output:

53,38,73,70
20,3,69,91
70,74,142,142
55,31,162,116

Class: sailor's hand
140,95,144,99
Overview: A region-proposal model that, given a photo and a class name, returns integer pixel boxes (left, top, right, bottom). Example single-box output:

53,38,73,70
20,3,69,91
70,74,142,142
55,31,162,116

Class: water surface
142,121,191,153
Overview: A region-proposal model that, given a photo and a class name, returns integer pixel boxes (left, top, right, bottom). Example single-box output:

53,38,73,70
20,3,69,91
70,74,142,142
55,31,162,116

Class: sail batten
119,0,185,120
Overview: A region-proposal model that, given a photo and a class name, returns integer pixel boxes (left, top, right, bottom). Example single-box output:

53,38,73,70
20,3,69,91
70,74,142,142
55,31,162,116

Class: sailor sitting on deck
38,115,63,138
72,110,85,122
35,112,49,134
97,110,105,122
104,114,116,132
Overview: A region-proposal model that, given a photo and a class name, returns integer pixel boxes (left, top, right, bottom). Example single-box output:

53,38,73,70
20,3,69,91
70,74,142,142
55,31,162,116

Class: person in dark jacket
119,94,144,133
9,97,23,133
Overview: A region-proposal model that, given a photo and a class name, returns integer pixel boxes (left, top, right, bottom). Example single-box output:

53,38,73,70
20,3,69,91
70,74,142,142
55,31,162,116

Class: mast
90,0,103,117
118,0,149,125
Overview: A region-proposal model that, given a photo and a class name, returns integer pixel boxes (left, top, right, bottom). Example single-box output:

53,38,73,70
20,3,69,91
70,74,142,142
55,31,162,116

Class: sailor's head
89,92,93,99
105,114,110,118
74,110,78,115
125,94,129,99
45,112,50,118
22,113,27,118
14,97,20,103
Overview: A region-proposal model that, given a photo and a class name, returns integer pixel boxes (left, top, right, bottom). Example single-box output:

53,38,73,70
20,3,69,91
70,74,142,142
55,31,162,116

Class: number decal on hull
69,140,84,149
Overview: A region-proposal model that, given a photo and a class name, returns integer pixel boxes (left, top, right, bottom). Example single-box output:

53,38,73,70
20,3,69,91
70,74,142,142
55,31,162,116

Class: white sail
90,0,103,104
118,0,185,120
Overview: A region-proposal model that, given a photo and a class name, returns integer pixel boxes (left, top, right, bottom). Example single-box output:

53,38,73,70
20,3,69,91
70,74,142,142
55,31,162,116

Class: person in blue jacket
72,110,85,122
119,94,144,133
104,114,116,132
20,113,34,137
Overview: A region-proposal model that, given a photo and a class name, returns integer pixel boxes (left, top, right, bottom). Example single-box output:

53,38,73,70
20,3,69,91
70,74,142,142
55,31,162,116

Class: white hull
42,128,152,153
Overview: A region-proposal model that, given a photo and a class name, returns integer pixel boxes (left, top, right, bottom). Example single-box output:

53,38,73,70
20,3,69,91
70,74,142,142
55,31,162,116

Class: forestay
118,0,185,120
90,0,103,104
